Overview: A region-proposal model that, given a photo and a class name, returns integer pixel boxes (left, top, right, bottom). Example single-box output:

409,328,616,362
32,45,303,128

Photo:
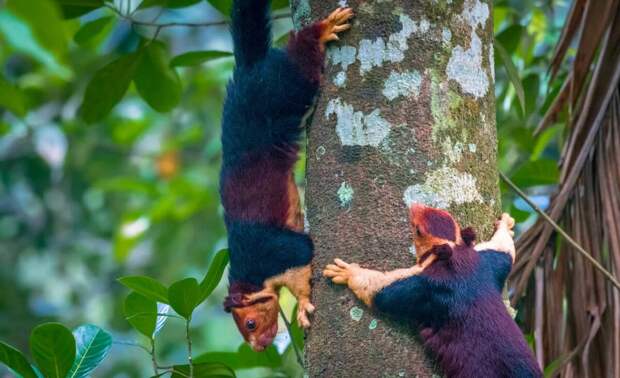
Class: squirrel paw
496,213,516,237
296,299,315,329
320,7,354,45
323,258,359,285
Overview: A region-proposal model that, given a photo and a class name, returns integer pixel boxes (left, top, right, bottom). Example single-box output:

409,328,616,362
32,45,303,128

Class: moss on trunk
292,0,500,376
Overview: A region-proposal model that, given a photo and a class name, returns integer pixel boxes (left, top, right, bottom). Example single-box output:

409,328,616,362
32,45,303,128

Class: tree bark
292,0,500,376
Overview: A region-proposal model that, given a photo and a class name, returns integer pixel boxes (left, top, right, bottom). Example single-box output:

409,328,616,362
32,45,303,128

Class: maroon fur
222,147,298,227
432,244,453,261
287,22,326,84
460,227,476,247
224,282,263,312
424,208,457,241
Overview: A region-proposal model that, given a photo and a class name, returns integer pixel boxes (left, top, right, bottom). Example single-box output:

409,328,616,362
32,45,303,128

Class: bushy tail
231,0,271,67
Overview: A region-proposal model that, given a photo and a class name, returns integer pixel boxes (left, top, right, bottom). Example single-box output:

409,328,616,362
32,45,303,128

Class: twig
150,338,158,376
500,171,620,291
106,3,291,29
186,318,194,378
278,308,304,367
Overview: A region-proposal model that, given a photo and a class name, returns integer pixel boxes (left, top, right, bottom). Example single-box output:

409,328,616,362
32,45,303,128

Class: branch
105,3,291,29
500,171,620,291
278,308,304,367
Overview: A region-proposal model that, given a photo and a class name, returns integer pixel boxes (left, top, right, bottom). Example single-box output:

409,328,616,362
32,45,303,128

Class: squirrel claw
319,7,354,47
297,299,315,329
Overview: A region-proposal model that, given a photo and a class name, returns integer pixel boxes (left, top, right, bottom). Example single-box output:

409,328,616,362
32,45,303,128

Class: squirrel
324,203,542,377
220,0,353,351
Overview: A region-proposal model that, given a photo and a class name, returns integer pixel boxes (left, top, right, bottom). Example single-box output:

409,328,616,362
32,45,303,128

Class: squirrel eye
416,228,423,237
246,319,257,331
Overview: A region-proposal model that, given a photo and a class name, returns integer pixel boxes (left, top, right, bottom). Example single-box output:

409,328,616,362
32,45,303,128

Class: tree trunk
291,0,500,376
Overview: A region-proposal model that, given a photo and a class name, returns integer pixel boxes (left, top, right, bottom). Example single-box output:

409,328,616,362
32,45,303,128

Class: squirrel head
409,203,476,263
224,283,279,351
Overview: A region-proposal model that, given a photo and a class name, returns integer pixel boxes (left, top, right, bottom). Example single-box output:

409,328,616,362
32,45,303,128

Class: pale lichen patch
357,14,417,74
329,45,357,72
350,306,364,321
325,98,392,147
441,137,464,163
369,318,378,330
442,27,452,44
446,0,490,98
292,0,311,29
446,32,489,98
403,167,484,209
382,70,422,101
334,71,347,87
337,181,355,207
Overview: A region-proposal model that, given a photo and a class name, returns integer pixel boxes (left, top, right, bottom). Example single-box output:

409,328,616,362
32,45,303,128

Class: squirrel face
409,203,462,262
230,296,279,352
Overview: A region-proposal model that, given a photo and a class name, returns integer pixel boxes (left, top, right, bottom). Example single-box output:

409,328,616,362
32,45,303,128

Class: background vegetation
0,0,580,376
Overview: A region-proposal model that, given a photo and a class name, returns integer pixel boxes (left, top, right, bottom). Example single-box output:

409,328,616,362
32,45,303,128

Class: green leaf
79,52,142,123
52,0,104,18
544,357,563,378
198,249,229,303
74,16,114,46
134,41,182,113
511,159,559,188
170,362,235,378
124,292,158,338
495,24,523,55
206,0,232,17
0,75,27,117
271,0,289,10
531,124,562,161
288,304,304,351
0,341,38,378
195,344,282,369
495,39,525,116
67,325,113,378
138,0,201,9
168,278,201,319
29,323,76,378
118,276,170,304
169,51,233,67
7,0,67,58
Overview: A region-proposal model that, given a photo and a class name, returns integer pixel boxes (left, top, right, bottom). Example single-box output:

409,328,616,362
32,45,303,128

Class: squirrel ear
433,244,453,260
461,227,476,247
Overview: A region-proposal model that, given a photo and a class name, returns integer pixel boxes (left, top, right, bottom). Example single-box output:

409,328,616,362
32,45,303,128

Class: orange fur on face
231,296,279,352
409,204,461,261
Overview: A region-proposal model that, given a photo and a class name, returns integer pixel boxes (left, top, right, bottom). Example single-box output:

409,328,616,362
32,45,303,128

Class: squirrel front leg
323,259,422,307
245,265,314,328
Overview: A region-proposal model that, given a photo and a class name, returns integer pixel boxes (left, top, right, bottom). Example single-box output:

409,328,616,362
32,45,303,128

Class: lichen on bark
291,0,500,376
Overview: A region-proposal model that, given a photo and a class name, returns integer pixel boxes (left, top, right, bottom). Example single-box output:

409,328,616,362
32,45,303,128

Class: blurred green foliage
0,0,570,376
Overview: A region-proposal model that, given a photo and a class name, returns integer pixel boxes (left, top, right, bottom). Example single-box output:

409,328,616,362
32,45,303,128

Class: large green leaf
272,0,289,10
52,0,104,18
495,24,523,55
170,362,235,378
495,39,525,116
0,341,38,378
0,75,27,117
511,159,559,188
134,41,182,113
29,323,76,378
118,276,170,304
195,344,282,369
198,249,229,303
124,292,158,338
138,0,201,9
73,16,114,46
7,0,67,58
67,325,112,378
79,52,142,123
168,278,201,319
207,0,232,17
170,51,233,67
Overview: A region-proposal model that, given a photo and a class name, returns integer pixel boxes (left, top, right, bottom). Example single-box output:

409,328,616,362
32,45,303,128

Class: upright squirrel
325,204,542,378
